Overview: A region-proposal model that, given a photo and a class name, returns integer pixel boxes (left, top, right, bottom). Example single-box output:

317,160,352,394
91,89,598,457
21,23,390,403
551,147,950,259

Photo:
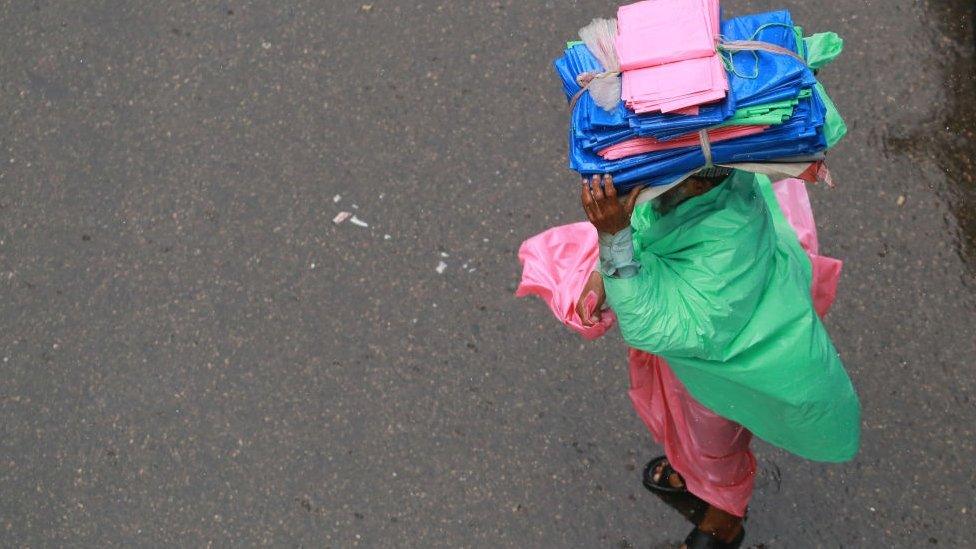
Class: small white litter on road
384,234,391,240
333,211,352,224
349,215,369,228
333,194,342,203
436,261,447,274
440,252,449,258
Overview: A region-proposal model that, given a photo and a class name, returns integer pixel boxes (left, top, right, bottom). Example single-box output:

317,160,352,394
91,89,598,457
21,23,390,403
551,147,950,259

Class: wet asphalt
1,1,974,547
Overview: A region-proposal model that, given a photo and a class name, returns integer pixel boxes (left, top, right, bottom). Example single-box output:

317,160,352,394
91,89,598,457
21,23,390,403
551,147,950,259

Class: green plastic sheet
804,30,847,148
719,90,809,127
604,171,861,461
804,31,844,70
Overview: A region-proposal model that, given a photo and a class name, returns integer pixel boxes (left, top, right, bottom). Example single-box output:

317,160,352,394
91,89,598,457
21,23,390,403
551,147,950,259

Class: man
576,169,860,548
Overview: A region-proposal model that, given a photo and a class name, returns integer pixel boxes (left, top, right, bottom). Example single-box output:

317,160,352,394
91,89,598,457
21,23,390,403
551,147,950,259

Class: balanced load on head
556,2,847,196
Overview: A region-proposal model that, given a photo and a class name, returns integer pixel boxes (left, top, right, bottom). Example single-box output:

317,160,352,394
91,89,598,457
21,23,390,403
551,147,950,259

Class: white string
698,129,713,168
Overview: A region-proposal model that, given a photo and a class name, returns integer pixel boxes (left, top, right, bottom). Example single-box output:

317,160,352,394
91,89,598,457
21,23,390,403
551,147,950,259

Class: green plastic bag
604,171,860,462
804,31,847,148
804,32,844,70
817,81,847,149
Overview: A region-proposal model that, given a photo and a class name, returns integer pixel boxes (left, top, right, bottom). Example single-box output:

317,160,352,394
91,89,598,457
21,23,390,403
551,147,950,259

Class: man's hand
576,270,606,327
581,174,642,235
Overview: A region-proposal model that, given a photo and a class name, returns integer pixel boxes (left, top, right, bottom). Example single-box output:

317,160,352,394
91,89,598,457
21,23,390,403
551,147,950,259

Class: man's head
655,167,732,214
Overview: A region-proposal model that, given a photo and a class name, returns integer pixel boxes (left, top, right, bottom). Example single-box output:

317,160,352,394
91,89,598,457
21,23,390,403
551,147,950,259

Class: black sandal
683,526,745,549
642,455,686,494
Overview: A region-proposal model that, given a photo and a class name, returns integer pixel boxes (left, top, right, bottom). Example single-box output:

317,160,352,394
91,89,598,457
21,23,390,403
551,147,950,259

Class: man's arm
598,226,640,279
579,173,641,278
580,174,707,356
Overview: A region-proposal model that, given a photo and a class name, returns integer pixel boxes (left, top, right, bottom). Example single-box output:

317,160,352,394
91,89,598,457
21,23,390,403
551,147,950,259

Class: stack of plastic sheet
616,0,728,113
554,8,847,192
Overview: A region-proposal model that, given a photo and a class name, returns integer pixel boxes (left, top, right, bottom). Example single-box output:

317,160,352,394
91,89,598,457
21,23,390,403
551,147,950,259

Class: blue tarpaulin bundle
555,9,843,191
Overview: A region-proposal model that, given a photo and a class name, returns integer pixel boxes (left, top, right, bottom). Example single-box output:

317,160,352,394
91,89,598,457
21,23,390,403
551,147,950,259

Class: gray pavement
1,0,974,547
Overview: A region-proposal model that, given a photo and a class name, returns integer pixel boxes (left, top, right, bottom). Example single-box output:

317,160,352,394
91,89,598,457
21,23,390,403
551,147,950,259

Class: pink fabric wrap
516,178,841,516
628,349,756,516
771,178,843,317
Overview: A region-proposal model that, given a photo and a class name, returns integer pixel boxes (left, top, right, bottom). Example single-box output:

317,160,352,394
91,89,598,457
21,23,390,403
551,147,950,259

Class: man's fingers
576,301,590,326
576,298,594,326
624,185,644,214
581,181,599,224
603,174,617,200
589,175,605,202
581,179,593,207
586,177,603,216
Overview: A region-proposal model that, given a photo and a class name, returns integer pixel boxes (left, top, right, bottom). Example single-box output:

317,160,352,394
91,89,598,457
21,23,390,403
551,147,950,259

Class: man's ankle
698,507,743,543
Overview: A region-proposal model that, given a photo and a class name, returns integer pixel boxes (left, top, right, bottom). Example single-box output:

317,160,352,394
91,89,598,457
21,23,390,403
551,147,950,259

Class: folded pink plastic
616,0,718,69
617,0,727,113
598,125,768,161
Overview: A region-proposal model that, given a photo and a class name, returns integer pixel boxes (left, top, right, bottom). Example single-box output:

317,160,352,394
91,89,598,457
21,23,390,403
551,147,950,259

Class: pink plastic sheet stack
617,0,728,114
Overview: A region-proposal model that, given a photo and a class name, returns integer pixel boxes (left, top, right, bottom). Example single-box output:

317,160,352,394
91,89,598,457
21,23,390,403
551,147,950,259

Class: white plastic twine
697,129,714,168
716,23,809,78
569,71,619,112
573,18,622,112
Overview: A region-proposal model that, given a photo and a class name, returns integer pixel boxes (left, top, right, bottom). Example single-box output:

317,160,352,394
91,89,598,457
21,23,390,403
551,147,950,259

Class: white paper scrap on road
333,211,352,224
436,261,447,274
349,215,368,228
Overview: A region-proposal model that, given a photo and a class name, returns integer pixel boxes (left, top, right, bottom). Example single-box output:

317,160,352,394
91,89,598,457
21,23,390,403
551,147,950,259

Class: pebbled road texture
1,1,974,547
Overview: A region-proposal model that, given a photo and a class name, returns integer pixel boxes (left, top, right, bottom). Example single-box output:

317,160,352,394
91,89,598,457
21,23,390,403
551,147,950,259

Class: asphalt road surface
2,1,974,547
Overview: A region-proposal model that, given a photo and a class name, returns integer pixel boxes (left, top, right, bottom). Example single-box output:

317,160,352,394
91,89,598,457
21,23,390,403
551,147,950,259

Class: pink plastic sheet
672,105,701,116
515,178,841,516
622,56,728,114
515,222,616,340
598,125,769,161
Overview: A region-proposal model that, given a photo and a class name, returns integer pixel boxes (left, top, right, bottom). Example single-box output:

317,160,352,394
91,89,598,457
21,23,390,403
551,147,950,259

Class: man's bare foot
652,458,685,490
